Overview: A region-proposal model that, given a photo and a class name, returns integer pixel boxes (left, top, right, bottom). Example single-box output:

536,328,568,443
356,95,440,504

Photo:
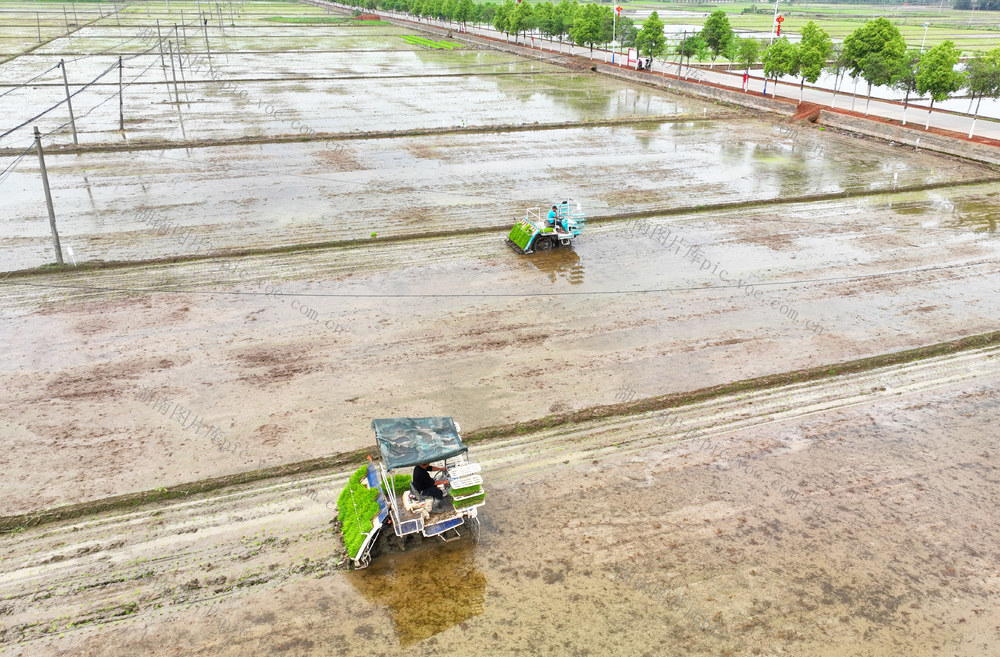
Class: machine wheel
534,237,553,251
468,516,482,545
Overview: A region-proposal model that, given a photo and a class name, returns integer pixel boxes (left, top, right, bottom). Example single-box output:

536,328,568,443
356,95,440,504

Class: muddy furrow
5,172,1000,283
0,345,995,652
0,113,734,157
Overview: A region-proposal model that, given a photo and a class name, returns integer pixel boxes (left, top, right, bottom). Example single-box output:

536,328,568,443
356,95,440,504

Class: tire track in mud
1,346,996,652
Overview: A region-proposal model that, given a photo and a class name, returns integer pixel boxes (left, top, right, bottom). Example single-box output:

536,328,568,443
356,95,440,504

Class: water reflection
527,248,585,284
347,540,486,646
947,198,1000,233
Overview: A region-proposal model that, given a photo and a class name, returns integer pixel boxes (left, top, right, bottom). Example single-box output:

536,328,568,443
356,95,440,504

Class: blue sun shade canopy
372,417,468,470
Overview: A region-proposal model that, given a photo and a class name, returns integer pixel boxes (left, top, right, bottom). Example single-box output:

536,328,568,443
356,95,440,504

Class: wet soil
2,357,998,656
2,122,989,270
2,183,1000,515
2,4,999,656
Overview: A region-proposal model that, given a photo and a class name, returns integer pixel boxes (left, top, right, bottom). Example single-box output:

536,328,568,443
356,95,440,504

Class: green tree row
346,0,1000,134
678,11,999,134
346,0,670,57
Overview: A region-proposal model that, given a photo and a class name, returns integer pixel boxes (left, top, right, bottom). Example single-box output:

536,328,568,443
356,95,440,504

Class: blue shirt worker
412,463,448,500
547,205,558,228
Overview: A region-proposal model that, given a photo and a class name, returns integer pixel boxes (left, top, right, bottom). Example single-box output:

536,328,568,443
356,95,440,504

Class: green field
459,0,1000,52
633,1,1000,51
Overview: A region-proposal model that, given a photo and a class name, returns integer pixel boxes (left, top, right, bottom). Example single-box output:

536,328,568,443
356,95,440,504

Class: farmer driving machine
506,200,586,254
336,417,485,569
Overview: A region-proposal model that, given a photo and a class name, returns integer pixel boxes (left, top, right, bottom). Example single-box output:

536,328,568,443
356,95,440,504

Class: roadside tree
571,2,604,54
554,0,576,49
890,50,921,125
721,36,740,70
636,11,667,59
916,40,965,129
842,18,906,116
613,14,637,54
761,36,797,98
796,21,832,102
964,46,1000,137
507,0,533,43
736,36,761,90
675,33,705,76
700,9,734,62
455,0,475,29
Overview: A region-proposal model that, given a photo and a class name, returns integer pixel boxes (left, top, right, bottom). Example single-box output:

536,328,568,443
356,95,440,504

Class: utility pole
202,15,212,65
174,26,188,99
167,40,181,104
677,31,686,78
36,12,41,42
118,56,124,131
58,59,78,145
769,0,782,44
156,20,166,69
34,127,64,266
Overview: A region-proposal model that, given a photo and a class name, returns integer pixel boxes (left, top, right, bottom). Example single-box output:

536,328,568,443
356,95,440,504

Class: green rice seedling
390,474,412,494
336,466,380,558
453,492,485,509
451,484,481,497
336,468,413,557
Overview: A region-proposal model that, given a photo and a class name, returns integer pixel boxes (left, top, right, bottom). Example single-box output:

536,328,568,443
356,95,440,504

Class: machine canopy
372,417,468,470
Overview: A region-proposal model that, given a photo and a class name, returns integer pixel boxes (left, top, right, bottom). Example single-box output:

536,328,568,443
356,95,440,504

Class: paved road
361,6,1000,142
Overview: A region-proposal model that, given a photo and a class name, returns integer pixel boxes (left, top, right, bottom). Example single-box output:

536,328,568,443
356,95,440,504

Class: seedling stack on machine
506,200,586,254
336,416,485,569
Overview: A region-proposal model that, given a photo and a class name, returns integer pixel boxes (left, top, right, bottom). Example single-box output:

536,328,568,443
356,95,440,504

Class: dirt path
2,348,998,655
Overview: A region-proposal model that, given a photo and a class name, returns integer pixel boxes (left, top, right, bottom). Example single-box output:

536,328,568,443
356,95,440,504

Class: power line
0,63,61,99
60,17,203,64
3,260,996,299
0,142,35,186
0,61,118,142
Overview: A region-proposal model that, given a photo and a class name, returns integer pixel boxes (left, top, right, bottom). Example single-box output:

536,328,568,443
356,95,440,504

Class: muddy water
1,68,707,149
3,122,989,270
9,373,998,656
347,539,487,646
1,191,998,514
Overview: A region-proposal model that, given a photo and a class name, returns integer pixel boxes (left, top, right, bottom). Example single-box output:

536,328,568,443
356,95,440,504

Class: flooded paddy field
1,70,702,150
2,2,1000,655
1,122,989,270
2,183,999,514
2,357,998,656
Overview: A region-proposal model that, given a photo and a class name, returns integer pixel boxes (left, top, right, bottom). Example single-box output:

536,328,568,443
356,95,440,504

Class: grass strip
2,330,998,534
